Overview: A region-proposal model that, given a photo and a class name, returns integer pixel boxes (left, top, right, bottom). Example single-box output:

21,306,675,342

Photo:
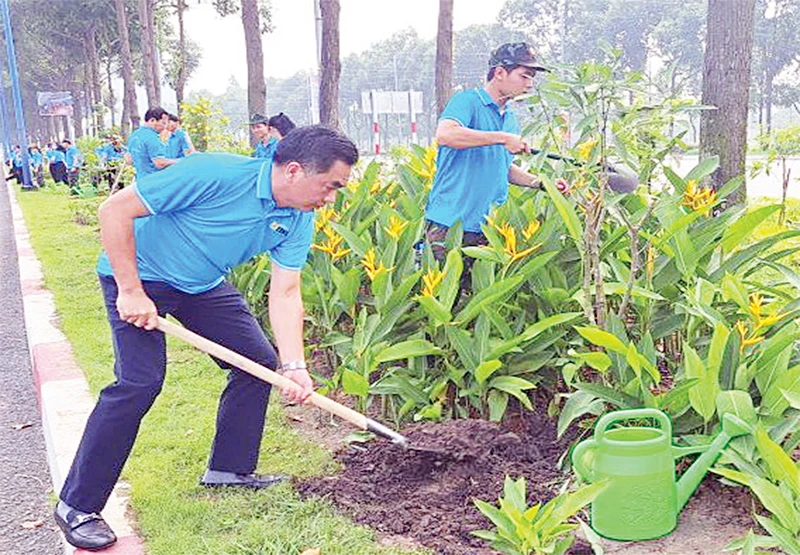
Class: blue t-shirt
254,138,278,159
96,152,315,294
127,126,167,178
65,145,81,169
46,149,66,165
29,151,43,167
425,88,520,232
166,129,191,159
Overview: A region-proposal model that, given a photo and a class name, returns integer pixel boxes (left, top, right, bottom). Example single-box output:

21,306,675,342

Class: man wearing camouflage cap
424,42,567,276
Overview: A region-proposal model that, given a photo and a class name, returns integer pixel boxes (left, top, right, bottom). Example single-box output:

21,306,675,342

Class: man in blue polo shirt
250,112,278,159
425,42,568,272
53,125,358,552
62,139,82,194
125,106,177,178
164,113,196,158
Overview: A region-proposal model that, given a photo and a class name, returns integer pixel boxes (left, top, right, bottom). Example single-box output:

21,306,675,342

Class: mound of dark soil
297,411,576,554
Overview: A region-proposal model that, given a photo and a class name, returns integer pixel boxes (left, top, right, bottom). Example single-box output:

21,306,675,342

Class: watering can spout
675,413,752,512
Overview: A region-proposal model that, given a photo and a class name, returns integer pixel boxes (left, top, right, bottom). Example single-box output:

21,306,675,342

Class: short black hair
274,125,358,174
268,112,296,138
144,107,168,122
168,113,180,122
61,139,72,145
487,64,521,81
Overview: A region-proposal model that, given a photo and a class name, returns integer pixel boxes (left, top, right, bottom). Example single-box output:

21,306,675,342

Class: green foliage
472,476,606,555
180,96,249,153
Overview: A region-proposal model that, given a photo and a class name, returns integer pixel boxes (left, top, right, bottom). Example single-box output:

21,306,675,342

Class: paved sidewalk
6,182,145,555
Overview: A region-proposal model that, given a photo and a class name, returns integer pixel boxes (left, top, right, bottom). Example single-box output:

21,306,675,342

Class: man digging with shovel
53,125,358,551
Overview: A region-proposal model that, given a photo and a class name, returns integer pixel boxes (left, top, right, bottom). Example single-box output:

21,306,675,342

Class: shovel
156,317,415,448
529,148,639,193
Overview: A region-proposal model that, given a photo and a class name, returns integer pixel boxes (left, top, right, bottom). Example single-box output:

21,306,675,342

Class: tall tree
138,0,161,106
115,0,140,133
699,0,757,205
319,0,341,127
435,0,454,116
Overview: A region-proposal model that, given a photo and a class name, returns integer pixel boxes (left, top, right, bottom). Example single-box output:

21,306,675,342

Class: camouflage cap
249,113,269,125
488,42,548,72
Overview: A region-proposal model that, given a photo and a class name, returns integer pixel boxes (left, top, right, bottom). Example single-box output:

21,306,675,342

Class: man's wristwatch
280,360,307,373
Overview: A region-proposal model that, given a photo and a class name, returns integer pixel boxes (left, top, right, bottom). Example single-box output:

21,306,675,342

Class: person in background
249,113,274,159
29,144,45,187
96,135,128,191
7,145,23,184
125,107,177,178
63,139,83,195
164,113,196,159
46,142,69,186
267,112,296,142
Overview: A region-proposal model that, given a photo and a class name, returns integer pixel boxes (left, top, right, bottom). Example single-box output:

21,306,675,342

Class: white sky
183,0,506,95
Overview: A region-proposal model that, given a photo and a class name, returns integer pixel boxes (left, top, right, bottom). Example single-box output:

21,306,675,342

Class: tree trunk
175,0,188,113
105,56,116,128
319,0,340,128
435,0,454,117
115,0,139,133
241,0,266,146
699,0,756,206
765,68,775,133
86,24,103,132
138,0,161,107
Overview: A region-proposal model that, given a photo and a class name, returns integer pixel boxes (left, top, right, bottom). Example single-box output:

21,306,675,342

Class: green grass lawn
15,186,427,555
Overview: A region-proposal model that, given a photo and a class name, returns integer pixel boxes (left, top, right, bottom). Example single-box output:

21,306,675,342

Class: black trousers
60,276,276,513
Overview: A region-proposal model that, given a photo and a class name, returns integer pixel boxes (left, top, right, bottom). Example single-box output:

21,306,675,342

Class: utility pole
311,0,322,124
0,43,13,162
0,0,33,188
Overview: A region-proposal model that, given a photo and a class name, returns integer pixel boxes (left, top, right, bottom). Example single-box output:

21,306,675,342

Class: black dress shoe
54,507,117,551
200,472,287,489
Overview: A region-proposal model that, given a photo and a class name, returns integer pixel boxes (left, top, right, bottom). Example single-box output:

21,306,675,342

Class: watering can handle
572,439,597,483
596,408,672,442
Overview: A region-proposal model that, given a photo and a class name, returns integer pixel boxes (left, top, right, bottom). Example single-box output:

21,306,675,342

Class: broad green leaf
763,362,800,418
487,390,509,422
684,342,718,422
487,312,582,359
574,382,639,408
330,221,370,257
722,205,781,252
707,322,730,379
544,177,583,248
374,340,444,363
445,326,479,371
490,376,536,410
763,260,800,295
754,426,800,497
440,247,464,311
685,156,719,181
575,326,627,354
747,478,800,534
571,351,612,373
454,274,526,325
475,359,503,385
557,391,604,438
720,273,749,310
625,342,642,379
756,323,799,395
716,390,757,427
754,515,800,555
417,295,452,325
341,369,369,398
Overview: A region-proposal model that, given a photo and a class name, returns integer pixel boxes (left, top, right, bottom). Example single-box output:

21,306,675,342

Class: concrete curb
9,185,146,555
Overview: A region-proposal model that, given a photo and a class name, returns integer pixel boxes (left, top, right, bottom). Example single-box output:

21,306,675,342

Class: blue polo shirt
425,88,519,232
96,152,315,294
47,149,66,165
166,129,191,159
127,125,167,178
29,151,43,167
254,138,278,159
65,145,81,169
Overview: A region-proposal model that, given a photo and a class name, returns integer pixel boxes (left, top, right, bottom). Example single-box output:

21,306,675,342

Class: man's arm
509,164,542,189
153,157,177,169
436,119,528,154
98,187,159,329
268,266,313,403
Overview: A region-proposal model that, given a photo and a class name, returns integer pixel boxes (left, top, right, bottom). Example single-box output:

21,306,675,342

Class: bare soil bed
292,403,757,555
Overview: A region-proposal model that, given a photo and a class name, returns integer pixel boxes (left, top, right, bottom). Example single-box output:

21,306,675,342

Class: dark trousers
49,162,68,185
425,221,488,294
60,276,276,513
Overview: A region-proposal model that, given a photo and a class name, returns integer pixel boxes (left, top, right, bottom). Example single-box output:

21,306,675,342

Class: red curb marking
21,278,44,295
74,535,145,555
32,342,85,387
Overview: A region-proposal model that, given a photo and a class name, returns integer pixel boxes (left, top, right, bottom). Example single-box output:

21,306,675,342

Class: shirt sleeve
270,212,314,271
146,132,167,162
134,156,217,215
439,91,476,128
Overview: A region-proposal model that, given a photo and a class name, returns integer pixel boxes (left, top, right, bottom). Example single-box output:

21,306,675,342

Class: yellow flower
421,269,446,298
522,219,541,241
369,177,383,195
361,248,392,280
748,293,763,319
315,207,338,232
755,313,781,331
682,179,717,215
384,215,409,240
312,228,351,261
646,245,655,281
734,320,764,351
410,143,438,182
487,216,539,262
576,137,598,160
346,180,360,193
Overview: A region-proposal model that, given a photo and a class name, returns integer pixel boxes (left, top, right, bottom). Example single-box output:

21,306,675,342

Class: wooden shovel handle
156,317,369,431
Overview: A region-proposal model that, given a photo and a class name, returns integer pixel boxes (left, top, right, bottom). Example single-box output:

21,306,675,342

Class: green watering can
572,408,752,541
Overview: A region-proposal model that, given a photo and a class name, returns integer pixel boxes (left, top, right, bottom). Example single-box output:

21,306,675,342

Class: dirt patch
297,411,577,555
